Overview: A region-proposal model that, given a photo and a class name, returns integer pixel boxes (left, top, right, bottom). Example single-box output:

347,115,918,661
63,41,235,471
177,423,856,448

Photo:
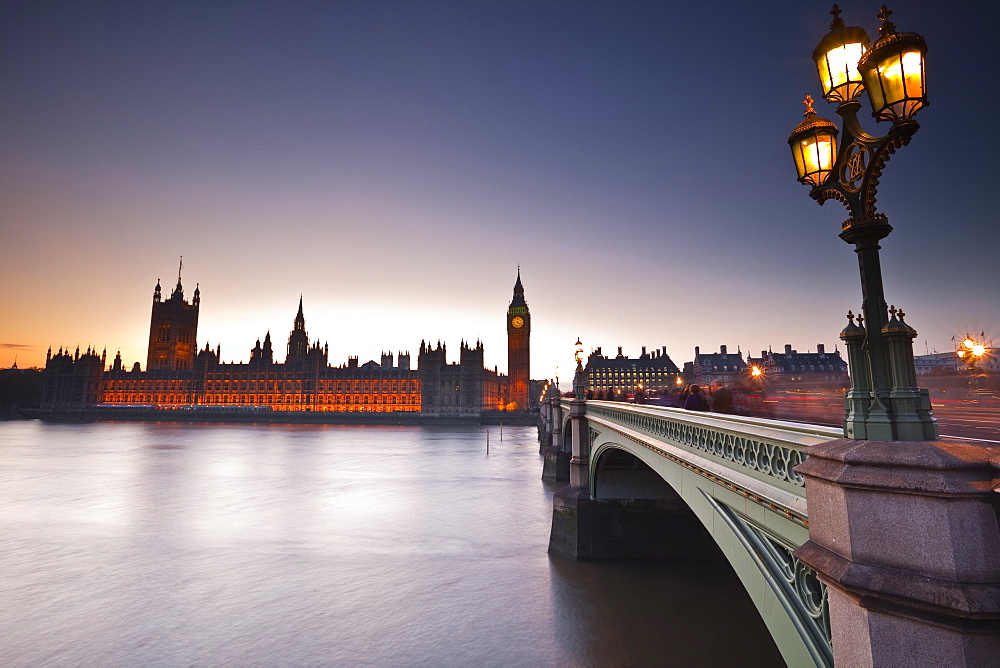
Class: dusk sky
2,0,997,382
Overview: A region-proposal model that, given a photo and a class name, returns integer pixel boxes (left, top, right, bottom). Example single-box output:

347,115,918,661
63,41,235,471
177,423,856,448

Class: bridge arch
592,442,678,500
572,406,835,667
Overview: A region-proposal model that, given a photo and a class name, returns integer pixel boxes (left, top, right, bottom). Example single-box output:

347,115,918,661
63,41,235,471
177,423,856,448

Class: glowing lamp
751,365,762,377
789,96,839,186
858,8,927,122
813,8,870,103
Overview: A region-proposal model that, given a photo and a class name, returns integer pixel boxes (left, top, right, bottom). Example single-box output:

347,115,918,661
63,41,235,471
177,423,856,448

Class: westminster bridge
538,398,1000,667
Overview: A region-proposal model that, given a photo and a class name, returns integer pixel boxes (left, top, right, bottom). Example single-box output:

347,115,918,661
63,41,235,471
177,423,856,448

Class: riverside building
41,268,535,421
582,346,682,399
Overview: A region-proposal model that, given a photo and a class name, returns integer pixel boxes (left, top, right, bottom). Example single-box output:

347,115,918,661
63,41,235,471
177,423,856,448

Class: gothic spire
294,295,305,330
171,256,184,299
509,267,527,308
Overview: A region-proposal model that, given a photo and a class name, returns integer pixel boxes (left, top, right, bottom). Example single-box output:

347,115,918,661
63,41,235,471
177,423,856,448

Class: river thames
0,421,781,666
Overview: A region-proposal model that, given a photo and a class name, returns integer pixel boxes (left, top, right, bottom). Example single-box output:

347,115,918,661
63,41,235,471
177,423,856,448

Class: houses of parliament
41,267,537,421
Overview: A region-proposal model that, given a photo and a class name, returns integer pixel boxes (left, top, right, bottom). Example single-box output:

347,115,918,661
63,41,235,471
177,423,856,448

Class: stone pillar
548,397,591,556
795,438,1000,666
551,397,563,452
882,308,938,441
840,311,870,440
568,398,589,490
541,396,570,482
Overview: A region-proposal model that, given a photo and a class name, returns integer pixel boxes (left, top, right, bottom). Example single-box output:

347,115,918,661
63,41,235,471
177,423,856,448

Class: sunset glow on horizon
2,0,996,380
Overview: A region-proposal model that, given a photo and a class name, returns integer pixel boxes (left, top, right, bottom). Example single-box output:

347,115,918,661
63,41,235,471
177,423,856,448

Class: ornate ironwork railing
578,401,839,495
711,495,833,666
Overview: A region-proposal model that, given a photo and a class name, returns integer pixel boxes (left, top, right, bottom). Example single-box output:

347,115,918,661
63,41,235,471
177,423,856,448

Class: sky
2,0,997,383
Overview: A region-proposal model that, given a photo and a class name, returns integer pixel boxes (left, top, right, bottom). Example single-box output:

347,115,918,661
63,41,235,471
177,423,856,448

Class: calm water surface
0,421,781,666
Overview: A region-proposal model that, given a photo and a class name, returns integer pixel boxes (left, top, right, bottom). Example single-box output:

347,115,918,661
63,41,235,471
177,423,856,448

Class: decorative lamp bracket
808,101,918,224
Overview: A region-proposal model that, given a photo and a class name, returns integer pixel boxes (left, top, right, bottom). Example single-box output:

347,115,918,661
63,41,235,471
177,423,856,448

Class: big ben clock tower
507,268,530,410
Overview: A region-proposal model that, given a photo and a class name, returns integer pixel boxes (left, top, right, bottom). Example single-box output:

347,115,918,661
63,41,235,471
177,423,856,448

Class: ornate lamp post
573,338,587,400
788,5,936,441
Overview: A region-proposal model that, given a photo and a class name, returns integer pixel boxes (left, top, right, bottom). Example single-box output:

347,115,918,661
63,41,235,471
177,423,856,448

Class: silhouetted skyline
2,0,996,378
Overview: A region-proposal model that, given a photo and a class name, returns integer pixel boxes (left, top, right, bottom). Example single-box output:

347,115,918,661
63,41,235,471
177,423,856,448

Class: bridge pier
548,398,717,560
549,492,720,560
541,395,569,481
795,438,1000,666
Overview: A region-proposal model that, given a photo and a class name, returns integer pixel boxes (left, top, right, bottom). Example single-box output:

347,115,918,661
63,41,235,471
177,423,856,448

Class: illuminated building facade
147,263,200,372
41,270,533,419
583,346,682,399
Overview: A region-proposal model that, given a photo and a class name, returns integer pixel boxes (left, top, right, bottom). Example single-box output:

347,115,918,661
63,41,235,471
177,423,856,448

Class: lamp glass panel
874,48,926,120
818,42,866,99
799,130,836,185
792,140,808,181
877,52,906,105
902,50,925,98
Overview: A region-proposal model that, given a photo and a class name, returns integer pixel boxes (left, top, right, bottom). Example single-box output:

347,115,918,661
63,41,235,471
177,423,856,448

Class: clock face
511,316,524,329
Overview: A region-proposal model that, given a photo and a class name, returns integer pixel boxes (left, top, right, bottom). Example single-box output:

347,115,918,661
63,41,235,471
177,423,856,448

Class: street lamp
956,334,987,397
573,338,587,400
789,5,936,441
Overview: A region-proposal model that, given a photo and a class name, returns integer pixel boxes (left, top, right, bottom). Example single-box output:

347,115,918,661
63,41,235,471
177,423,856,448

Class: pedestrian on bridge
683,385,709,411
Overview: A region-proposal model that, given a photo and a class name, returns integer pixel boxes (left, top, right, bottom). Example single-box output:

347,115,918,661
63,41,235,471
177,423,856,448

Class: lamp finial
803,94,816,116
876,5,896,36
829,4,844,30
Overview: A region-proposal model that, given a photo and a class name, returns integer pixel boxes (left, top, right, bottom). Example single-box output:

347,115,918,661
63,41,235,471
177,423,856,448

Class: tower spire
510,267,526,307
171,256,184,299
295,295,305,330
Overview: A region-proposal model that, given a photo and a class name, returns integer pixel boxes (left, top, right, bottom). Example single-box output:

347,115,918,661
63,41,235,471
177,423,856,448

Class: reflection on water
0,421,780,666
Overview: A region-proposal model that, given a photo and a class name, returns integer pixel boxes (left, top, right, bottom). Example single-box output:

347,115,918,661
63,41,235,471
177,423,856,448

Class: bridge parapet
583,401,839,496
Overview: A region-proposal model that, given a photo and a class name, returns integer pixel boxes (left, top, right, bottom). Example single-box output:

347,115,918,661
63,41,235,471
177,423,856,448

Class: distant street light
788,5,936,441
957,334,987,397
573,338,586,400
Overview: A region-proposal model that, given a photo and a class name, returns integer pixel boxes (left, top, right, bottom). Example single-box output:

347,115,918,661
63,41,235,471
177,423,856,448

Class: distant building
914,352,959,375
978,347,1000,373
747,343,847,383
582,346,681,399
41,268,534,419
0,366,44,409
684,345,747,385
